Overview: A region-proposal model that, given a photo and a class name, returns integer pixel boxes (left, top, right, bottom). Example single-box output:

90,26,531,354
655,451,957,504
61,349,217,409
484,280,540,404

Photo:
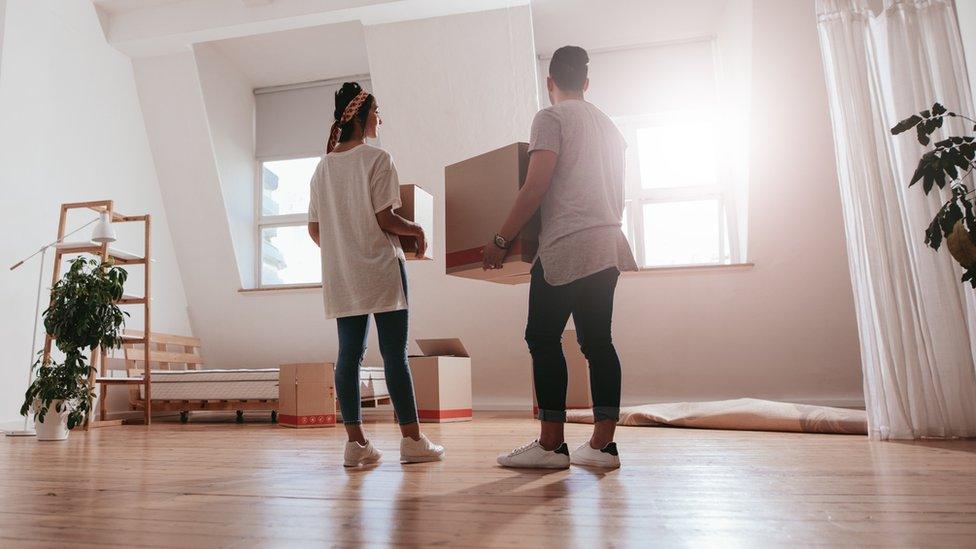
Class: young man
485,45,638,469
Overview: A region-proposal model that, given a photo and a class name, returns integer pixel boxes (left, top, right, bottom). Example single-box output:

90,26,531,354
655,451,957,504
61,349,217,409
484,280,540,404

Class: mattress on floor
140,369,280,401
360,367,389,399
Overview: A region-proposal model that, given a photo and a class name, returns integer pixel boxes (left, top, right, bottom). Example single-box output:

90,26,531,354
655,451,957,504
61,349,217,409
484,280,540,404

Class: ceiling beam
100,0,528,58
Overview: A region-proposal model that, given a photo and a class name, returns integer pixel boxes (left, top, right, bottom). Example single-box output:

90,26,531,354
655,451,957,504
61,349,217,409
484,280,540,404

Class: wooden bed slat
124,348,204,365
124,330,202,348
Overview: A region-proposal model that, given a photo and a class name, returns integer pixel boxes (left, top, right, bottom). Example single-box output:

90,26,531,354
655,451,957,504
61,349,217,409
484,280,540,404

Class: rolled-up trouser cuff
593,406,620,422
397,415,419,426
342,419,362,425
537,408,567,422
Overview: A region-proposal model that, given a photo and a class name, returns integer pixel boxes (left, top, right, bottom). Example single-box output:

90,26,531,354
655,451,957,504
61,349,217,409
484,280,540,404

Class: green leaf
891,114,923,135
931,102,947,116
917,123,931,146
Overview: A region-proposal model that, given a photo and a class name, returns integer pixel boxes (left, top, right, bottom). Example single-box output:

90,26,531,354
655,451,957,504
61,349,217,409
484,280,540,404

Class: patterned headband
327,90,371,154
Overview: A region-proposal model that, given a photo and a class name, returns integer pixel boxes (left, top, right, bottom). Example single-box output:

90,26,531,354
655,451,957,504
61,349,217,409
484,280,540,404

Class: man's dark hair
334,82,374,143
549,45,589,91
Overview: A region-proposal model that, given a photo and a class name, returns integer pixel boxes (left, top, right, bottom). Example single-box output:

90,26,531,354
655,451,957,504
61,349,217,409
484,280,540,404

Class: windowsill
239,262,755,293
239,284,322,294
630,262,755,275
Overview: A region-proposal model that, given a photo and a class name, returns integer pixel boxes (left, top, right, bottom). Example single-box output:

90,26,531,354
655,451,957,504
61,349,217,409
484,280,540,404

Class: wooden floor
1,411,975,548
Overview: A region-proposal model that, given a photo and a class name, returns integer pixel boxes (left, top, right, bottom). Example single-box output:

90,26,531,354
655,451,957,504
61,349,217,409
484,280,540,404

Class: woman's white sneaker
400,433,445,463
344,440,383,467
570,442,620,469
497,440,570,469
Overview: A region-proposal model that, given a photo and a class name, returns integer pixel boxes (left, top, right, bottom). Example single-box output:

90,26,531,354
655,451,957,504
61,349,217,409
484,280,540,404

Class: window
257,157,322,286
617,114,739,268
253,77,373,287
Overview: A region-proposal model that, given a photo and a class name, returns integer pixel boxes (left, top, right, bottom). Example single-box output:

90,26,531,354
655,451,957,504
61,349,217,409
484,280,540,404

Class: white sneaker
400,433,445,463
570,441,620,469
497,440,570,469
344,440,383,467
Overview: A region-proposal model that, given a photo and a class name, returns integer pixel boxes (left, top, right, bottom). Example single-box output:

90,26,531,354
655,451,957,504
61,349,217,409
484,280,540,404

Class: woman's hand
414,227,427,259
482,237,509,270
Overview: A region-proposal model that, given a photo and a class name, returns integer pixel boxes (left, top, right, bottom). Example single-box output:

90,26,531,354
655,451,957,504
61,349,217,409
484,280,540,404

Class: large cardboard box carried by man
444,143,539,284
409,339,472,423
278,363,336,428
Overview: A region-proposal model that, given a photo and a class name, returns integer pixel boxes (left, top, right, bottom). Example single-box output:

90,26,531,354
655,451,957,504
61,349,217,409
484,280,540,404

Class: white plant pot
34,400,70,441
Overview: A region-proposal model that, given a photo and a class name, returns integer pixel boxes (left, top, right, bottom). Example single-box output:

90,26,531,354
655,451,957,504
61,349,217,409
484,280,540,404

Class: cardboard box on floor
444,142,539,283
409,339,472,422
396,184,434,260
278,363,336,428
532,330,592,416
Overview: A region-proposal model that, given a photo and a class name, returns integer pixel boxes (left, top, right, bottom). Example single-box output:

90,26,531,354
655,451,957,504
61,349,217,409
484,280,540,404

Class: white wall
365,6,542,406
0,0,191,424
194,42,257,288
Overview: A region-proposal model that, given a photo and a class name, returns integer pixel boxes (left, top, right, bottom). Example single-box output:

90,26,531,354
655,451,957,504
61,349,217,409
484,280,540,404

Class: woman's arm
376,206,427,258
483,150,558,269
308,222,320,247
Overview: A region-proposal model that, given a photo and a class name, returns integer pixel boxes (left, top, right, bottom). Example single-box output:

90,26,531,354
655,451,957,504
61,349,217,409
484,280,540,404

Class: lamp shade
91,212,117,244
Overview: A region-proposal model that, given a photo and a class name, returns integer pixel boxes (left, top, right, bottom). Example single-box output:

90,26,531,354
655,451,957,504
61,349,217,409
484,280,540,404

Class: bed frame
118,331,278,423
102,331,392,424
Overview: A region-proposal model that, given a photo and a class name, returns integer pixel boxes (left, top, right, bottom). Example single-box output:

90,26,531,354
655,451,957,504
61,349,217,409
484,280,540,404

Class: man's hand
482,237,509,270
414,227,428,259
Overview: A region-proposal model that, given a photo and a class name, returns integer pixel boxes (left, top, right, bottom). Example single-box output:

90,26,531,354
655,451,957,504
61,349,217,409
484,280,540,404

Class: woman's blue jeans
334,261,418,425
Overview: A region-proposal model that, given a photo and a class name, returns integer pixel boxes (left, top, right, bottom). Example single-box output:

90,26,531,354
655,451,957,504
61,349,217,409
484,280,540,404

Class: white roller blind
255,78,372,160
538,40,716,118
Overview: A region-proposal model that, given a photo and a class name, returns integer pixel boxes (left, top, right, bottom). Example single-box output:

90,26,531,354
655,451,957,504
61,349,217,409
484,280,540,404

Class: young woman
486,46,638,469
307,82,444,467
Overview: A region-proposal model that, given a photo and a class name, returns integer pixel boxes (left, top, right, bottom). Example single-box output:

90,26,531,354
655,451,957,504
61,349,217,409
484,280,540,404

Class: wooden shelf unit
40,200,153,428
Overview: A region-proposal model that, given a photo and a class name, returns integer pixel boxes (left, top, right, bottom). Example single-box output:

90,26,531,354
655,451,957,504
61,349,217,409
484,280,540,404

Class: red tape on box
445,241,527,269
418,408,473,420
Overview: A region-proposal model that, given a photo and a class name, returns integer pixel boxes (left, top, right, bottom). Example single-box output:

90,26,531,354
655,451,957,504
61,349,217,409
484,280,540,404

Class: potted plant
21,257,129,440
891,102,976,287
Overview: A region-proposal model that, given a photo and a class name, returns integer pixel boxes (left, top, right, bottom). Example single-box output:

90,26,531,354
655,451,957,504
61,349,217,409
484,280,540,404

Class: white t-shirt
308,144,407,319
529,100,638,286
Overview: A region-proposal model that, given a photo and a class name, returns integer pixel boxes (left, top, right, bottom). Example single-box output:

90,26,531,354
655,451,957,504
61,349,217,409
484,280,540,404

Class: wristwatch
493,233,512,250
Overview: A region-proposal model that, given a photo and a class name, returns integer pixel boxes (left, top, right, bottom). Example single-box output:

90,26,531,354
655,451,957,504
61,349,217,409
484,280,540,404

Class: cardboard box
397,184,434,261
360,366,389,399
408,339,472,422
278,363,336,428
532,330,592,415
444,142,539,283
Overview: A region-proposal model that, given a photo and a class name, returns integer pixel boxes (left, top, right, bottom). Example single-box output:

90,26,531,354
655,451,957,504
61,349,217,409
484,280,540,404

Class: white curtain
816,0,976,440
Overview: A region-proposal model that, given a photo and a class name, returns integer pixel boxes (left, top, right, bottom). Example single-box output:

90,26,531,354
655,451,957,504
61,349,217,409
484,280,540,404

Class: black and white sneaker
497,440,570,469
570,442,620,469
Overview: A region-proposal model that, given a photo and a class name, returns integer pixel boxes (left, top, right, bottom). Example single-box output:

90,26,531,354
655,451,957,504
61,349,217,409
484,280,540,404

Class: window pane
262,157,320,216
637,124,717,189
261,225,321,285
642,199,722,267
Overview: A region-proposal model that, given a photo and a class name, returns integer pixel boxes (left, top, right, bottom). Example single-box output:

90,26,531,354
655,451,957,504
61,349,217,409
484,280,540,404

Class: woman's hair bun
334,82,365,120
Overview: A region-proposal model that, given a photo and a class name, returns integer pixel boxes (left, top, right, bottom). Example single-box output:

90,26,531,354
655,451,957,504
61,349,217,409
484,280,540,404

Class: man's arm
483,150,558,268
376,206,427,258
308,222,320,247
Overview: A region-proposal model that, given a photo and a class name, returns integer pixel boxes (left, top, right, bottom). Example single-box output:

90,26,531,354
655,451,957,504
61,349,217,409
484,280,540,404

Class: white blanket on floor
566,398,867,435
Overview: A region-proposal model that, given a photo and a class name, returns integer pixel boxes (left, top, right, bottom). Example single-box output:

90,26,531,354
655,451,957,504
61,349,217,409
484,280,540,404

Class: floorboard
1,411,974,548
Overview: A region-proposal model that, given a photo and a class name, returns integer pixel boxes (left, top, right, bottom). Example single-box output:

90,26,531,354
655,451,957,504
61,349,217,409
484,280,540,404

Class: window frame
616,112,740,268
254,153,323,289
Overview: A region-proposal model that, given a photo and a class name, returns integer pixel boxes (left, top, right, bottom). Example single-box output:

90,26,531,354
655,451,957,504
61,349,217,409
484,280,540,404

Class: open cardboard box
409,339,472,422
531,330,592,416
279,363,336,428
444,143,539,283
397,184,434,260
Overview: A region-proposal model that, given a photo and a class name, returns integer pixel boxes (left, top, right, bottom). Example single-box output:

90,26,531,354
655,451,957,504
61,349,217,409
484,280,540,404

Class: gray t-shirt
528,100,638,285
